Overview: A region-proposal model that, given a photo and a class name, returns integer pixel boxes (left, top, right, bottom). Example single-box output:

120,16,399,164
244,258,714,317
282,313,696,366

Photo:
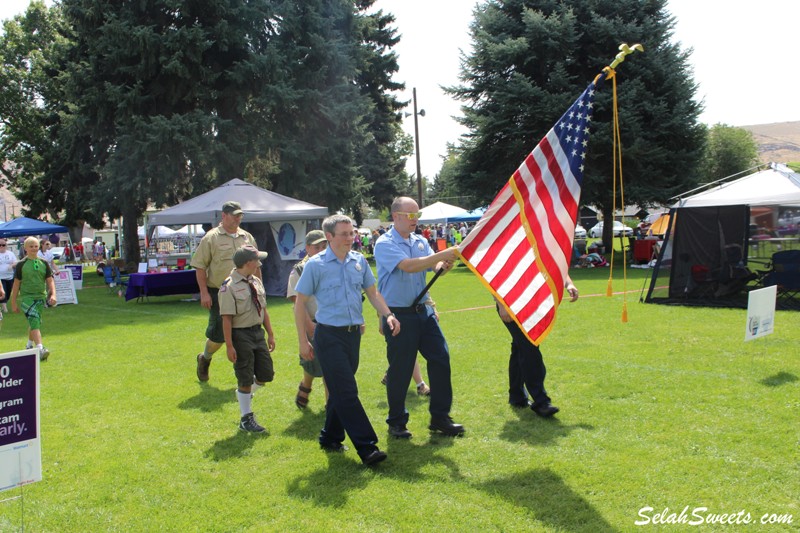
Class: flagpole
411,267,444,307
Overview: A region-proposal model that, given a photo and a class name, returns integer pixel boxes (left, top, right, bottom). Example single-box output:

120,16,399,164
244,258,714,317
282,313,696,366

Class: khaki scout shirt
190,225,256,289
218,270,266,328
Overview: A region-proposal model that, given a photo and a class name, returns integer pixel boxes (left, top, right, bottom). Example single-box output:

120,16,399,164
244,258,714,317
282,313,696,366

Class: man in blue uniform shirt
374,196,465,439
294,214,400,466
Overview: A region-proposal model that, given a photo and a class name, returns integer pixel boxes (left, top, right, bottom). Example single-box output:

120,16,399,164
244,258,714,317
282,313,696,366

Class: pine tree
449,0,705,244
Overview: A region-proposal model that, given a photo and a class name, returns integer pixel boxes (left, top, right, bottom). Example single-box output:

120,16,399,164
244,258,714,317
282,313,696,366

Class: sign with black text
0,349,42,492
54,270,78,305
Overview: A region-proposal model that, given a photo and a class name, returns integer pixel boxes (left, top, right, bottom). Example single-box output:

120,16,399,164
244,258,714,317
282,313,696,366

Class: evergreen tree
449,0,705,245
61,0,281,262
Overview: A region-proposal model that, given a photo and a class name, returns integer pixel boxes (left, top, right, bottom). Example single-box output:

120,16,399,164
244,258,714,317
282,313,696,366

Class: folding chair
103,266,118,293
761,250,800,306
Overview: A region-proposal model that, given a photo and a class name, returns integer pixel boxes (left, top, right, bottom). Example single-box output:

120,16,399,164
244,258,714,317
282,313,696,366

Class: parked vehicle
589,221,634,238
574,224,587,239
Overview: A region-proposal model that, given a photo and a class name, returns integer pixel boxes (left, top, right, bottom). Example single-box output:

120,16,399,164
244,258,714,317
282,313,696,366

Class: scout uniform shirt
218,270,267,328
190,226,257,289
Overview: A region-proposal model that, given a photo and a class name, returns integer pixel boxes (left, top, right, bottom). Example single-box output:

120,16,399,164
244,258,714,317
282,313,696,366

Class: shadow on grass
759,371,798,387
205,430,266,462
286,453,372,508
285,433,464,508
500,409,594,446
282,409,327,441
478,469,619,532
380,432,464,483
177,383,236,413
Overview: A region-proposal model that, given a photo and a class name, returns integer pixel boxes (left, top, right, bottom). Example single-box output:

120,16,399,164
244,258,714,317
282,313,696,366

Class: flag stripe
457,74,604,345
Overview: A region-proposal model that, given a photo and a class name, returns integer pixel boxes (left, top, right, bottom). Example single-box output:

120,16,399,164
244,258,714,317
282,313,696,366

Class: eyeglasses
0,244,6,247
396,211,423,220
334,231,357,238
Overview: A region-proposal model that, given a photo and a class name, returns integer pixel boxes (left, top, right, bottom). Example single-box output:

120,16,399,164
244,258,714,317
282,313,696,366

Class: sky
2,0,799,183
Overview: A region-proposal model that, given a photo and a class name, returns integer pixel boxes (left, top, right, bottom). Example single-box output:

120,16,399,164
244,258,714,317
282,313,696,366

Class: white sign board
745,285,777,341
53,270,78,305
63,264,83,290
0,349,42,492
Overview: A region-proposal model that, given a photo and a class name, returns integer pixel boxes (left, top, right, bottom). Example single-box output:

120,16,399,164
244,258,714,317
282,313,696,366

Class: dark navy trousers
384,308,453,426
313,324,379,458
502,317,550,406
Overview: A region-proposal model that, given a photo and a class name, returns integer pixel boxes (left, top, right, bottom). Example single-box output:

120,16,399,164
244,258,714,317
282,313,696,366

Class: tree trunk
602,205,614,253
121,204,141,267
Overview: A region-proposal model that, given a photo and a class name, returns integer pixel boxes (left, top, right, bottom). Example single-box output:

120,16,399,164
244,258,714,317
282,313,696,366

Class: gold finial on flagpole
608,43,644,70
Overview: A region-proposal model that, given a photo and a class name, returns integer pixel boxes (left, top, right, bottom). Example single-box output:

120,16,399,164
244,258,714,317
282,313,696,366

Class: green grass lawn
0,264,797,531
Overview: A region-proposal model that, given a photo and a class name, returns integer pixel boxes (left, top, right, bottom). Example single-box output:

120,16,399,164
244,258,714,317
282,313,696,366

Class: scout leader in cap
219,245,276,433
191,200,260,383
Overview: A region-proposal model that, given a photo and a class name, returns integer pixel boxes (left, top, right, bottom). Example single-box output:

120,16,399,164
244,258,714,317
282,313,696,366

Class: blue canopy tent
0,217,72,259
449,207,487,223
0,217,68,237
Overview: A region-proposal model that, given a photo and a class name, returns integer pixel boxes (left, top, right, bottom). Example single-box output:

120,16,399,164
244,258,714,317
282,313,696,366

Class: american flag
457,73,605,345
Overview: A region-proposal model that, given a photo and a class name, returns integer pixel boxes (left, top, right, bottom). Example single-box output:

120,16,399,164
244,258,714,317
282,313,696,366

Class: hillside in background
741,121,800,164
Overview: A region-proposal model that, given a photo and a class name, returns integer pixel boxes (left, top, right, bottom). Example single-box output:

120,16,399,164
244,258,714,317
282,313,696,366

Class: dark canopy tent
644,163,800,309
148,179,329,296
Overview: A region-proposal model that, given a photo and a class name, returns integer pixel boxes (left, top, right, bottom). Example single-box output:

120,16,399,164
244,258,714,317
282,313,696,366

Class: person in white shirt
38,239,59,274
0,239,18,315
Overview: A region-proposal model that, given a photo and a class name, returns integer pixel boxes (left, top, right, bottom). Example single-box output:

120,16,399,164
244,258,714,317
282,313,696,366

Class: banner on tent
270,221,307,261
0,349,42,493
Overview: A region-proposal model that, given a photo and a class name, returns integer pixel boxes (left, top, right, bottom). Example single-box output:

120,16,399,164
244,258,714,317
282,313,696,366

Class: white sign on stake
745,285,777,341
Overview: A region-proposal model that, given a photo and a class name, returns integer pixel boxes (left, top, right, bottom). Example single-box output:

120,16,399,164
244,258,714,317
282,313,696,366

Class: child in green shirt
11,237,57,361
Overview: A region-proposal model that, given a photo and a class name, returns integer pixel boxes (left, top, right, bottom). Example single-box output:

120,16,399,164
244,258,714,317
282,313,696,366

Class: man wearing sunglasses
374,197,465,439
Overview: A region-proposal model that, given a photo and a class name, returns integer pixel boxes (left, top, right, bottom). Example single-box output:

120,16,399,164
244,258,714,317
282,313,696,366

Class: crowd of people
188,198,578,467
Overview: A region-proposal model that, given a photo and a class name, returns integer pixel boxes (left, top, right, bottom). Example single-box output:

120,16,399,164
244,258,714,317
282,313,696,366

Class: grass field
0,263,797,532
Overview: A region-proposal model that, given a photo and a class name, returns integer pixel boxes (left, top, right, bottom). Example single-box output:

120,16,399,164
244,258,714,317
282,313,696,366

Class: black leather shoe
320,441,348,452
388,425,412,439
362,449,387,466
509,399,531,408
531,402,560,417
429,416,465,437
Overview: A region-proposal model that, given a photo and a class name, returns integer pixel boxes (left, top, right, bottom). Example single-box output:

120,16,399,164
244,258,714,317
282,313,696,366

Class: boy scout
219,245,276,433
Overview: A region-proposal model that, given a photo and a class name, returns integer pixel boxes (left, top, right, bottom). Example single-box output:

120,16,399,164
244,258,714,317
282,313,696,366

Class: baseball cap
305,230,326,246
222,201,243,215
233,245,268,268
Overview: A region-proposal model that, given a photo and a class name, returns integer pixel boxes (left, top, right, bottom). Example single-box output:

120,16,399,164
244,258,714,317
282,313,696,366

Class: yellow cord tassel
606,279,613,297
621,301,628,323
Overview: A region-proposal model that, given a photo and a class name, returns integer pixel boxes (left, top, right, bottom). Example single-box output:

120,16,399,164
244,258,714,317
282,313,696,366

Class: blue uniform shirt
374,227,433,307
294,246,375,326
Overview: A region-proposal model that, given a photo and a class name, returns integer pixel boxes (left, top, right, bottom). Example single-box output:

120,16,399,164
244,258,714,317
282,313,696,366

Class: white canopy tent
675,163,800,208
417,201,466,224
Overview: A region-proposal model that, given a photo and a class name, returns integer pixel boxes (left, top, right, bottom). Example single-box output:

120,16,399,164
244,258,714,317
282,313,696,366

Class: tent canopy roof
449,206,487,223
417,201,465,224
675,163,800,208
0,217,68,238
148,179,328,226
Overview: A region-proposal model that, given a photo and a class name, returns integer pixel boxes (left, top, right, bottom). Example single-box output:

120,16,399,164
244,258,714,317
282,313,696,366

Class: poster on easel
0,349,42,493
53,270,78,305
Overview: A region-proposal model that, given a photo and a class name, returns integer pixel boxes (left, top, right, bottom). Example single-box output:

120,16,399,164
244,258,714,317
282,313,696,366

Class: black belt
390,304,427,314
318,323,361,332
